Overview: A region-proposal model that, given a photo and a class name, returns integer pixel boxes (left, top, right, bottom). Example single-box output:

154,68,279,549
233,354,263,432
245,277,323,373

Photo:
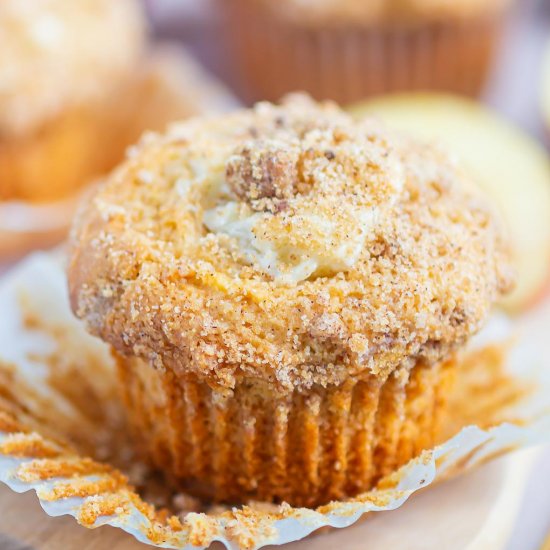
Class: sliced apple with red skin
350,93,550,314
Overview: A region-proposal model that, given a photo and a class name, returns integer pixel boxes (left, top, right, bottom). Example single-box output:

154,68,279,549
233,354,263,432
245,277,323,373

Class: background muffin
68,96,512,507
0,2,241,261
224,0,514,103
0,0,145,203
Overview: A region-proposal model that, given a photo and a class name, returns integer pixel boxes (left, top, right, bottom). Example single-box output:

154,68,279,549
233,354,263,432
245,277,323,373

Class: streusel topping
0,0,145,136
68,95,513,391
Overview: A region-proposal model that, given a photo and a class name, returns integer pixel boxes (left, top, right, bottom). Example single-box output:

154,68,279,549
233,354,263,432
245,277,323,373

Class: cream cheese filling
203,200,378,283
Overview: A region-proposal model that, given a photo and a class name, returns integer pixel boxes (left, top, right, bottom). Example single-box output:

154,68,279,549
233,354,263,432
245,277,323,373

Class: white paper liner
0,252,548,550
0,199,78,233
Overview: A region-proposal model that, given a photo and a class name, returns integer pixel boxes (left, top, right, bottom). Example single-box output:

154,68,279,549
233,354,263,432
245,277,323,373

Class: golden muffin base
227,1,506,103
117,355,455,508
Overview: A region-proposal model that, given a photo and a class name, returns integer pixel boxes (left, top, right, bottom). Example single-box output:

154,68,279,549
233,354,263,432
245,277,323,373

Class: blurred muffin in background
225,0,514,104
0,0,146,203
68,95,512,507
0,1,239,260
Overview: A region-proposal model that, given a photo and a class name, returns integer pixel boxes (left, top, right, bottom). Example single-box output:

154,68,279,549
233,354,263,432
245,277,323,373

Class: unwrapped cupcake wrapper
118,355,454,507
228,0,507,104
0,252,548,550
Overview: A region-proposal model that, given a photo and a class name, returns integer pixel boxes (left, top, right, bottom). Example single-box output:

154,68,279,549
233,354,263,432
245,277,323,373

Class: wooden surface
0,448,542,550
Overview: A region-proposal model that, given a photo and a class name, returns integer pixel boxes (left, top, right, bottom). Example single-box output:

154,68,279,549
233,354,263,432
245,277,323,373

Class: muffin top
68,95,512,392
0,0,145,137
251,0,513,26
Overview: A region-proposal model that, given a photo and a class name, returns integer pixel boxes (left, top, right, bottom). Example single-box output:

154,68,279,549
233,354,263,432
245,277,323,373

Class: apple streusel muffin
68,95,512,507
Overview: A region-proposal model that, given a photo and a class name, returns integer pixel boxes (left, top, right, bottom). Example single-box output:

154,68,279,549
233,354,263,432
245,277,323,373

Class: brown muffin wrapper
117,356,455,508
227,0,506,104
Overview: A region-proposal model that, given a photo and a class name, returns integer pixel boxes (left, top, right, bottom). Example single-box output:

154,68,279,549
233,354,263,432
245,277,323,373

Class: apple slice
350,93,550,314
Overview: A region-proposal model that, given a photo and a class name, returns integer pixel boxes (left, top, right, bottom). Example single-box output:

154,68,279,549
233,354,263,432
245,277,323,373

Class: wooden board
0,448,541,550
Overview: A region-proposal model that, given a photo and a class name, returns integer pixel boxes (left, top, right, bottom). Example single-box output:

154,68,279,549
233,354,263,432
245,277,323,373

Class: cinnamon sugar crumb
69,94,513,391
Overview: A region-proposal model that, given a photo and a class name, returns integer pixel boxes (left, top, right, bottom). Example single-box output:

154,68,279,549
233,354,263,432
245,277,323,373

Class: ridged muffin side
118,354,455,507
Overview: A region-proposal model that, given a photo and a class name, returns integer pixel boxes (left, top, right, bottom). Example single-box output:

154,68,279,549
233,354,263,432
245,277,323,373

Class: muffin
68,95,512,507
0,0,145,203
225,0,514,104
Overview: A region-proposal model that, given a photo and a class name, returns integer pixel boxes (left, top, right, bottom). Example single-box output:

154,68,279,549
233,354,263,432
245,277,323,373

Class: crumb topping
68,95,513,391
0,0,145,136
226,141,301,209
203,105,404,282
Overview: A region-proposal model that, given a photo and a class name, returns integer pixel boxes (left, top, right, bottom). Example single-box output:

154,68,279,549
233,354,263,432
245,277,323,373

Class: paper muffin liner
227,0,507,104
0,252,548,550
0,198,79,261
118,354,454,507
